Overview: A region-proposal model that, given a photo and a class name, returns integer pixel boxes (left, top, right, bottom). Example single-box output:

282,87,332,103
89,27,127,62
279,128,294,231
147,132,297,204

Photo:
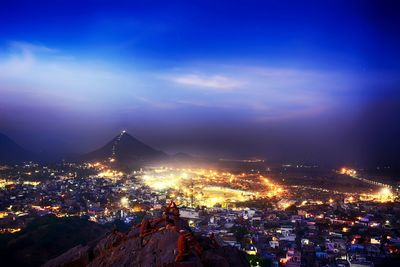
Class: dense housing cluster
0,161,399,266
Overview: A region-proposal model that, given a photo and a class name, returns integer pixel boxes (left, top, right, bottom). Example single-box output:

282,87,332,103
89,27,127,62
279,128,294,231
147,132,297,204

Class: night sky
1,0,399,167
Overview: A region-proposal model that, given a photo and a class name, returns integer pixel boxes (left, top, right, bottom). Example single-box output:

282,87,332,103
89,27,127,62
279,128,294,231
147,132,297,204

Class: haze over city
2,2,400,267
1,0,399,168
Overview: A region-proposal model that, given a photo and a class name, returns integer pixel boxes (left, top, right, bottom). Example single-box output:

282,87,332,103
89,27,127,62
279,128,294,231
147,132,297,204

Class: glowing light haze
0,0,399,167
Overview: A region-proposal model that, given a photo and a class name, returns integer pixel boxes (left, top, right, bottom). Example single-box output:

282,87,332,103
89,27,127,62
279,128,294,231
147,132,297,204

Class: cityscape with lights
1,1,400,267
1,136,400,266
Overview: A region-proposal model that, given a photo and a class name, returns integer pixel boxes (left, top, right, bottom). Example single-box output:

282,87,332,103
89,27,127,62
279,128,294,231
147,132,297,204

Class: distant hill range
0,131,193,166
0,133,36,164
81,131,168,164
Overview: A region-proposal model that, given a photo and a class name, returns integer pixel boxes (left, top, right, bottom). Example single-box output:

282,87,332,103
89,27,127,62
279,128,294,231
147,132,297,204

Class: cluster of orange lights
340,167,356,176
140,168,284,207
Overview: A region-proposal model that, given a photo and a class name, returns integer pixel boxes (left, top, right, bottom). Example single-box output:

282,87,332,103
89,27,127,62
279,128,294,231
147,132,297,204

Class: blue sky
0,0,399,166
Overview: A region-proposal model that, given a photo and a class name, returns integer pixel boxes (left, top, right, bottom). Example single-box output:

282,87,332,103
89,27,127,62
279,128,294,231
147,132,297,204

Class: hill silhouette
0,133,36,164
82,131,167,164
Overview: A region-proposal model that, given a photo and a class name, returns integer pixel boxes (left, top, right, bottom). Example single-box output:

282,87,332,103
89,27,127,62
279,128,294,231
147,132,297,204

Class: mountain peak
83,131,166,164
113,130,134,142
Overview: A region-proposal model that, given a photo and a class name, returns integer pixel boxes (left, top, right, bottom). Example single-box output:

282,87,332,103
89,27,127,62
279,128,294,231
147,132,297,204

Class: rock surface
43,218,249,267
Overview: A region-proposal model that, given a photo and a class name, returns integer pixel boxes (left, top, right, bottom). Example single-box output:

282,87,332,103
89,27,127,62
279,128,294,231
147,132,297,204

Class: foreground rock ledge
43,218,249,267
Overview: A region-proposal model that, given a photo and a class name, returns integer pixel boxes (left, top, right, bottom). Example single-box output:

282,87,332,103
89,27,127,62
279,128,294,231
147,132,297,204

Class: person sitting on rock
139,218,151,246
165,201,179,218
175,230,189,262
175,230,203,262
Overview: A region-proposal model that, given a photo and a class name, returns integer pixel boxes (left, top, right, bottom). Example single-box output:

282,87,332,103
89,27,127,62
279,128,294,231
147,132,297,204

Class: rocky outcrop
44,219,249,267
43,245,91,267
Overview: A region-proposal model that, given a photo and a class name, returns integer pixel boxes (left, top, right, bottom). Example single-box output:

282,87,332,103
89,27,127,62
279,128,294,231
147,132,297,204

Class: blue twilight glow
0,0,399,166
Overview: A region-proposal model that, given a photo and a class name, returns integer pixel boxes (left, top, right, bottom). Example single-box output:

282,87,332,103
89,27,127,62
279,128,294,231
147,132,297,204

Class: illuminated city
1,1,400,267
140,168,284,207
1,157,399,266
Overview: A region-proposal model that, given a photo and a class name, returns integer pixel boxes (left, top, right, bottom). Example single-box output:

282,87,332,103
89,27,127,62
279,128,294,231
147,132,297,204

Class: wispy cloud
0,41,140,109
163,73,245,90
0,41,363,123
9,41,58,54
